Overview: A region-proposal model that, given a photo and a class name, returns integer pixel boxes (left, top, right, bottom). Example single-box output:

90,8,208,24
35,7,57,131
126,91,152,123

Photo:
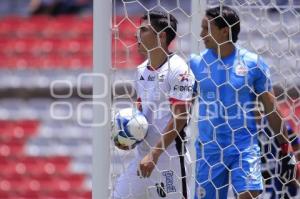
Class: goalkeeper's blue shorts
194,143,263,199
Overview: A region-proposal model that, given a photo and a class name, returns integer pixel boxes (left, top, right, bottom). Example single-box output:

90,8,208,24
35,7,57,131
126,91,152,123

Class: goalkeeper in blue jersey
189,6,299,199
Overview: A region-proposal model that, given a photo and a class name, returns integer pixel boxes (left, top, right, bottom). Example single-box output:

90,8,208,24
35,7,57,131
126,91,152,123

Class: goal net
105,0,300,198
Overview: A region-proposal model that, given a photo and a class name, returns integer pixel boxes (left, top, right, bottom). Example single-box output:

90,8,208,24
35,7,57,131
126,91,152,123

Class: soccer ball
112,108,148,148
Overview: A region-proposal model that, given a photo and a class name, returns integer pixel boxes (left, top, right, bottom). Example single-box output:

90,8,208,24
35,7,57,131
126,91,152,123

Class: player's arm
153,100,189,155
254,57,289,143
258,92,288,144
255,58,300,182
138,100,190,178
259,91,300,181
291,138,300,162
287,125,300,180
259,92,299,154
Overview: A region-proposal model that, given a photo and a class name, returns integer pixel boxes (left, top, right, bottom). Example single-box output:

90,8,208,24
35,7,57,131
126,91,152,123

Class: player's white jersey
135,54,195,157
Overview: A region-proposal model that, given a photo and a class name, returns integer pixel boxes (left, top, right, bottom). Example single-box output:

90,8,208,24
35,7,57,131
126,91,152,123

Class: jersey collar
147,53,174,71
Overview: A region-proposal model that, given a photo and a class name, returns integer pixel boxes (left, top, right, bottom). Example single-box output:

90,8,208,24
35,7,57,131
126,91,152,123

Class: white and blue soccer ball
112,108,148,148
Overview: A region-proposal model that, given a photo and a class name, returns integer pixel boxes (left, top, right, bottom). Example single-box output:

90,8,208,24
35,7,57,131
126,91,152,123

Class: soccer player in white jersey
113,10,195,199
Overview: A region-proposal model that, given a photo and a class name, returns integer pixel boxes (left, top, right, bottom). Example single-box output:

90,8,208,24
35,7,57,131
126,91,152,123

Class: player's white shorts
113,152,191,199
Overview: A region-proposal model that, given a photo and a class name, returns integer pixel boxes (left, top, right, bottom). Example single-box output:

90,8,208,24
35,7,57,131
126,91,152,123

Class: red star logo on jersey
179,71,189,82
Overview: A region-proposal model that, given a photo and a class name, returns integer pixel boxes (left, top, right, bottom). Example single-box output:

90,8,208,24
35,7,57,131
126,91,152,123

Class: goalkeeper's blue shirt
190,47,271,151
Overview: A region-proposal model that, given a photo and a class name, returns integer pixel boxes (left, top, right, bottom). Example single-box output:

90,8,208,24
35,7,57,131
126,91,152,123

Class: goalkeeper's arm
287,125,300,161
258,92,288,144
280,125,300,182
259,92,300,182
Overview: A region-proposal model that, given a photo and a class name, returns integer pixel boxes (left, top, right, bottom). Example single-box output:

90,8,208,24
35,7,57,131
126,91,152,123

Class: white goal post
93,0,112,199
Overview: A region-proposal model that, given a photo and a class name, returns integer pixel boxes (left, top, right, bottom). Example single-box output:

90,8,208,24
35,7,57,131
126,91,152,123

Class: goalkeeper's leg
194,154,229,199
231,146,263,199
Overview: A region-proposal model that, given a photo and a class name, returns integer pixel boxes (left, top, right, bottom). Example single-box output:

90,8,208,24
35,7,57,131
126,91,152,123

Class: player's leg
113,157,187,199
113,156,189,199
113,158,149,199
194,147,229,199
194,160,230,199
146,152,192,199
195,163,229,199
231,146,263,199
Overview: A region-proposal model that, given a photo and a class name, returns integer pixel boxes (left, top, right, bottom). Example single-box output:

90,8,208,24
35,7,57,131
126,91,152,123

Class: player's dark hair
206,6,240,43
141,10,177,46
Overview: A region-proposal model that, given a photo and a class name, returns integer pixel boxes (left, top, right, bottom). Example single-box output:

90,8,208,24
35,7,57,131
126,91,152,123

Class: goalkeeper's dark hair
206,6,240,43
141,10,177,46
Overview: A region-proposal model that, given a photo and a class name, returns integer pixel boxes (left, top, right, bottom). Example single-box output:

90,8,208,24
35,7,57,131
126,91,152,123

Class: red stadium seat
0,22,14,37
16,156,46,176
0,16,22,38
59,173,85,188
0,172,87,195
10,120,37,139
42,22,66,39
31,174,57,192
0,157,18,177
71,191,91,199
46,156,70,172
15,20,41,38
0,120,39,140
13,190,40,199
30,174,84,192
67,16,92,38
0,192,10,199
30,55,60,69
56,39,81,55
59,55,92,69
30,39,55,56
79,39,92,54
0,174,29,192
39,191,70,199
16,120,39,134
0,15,143,69
0,39,12,55
2,155,71,176
0,139,24,157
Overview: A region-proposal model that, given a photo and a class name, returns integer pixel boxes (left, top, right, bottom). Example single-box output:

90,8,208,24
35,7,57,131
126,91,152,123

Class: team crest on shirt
197,186,206,198
148,75,155,81
178,71,189,81
158,74,165,82
235,64,248,76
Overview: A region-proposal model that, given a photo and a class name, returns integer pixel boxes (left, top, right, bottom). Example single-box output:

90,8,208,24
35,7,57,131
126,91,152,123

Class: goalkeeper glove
277,143,298,183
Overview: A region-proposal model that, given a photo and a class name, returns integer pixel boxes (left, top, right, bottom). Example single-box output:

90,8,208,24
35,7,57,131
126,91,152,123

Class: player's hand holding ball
111,108,148,150
113,137,131,150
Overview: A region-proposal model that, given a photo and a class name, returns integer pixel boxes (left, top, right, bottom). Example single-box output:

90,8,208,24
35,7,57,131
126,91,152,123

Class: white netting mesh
110,0,300,198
